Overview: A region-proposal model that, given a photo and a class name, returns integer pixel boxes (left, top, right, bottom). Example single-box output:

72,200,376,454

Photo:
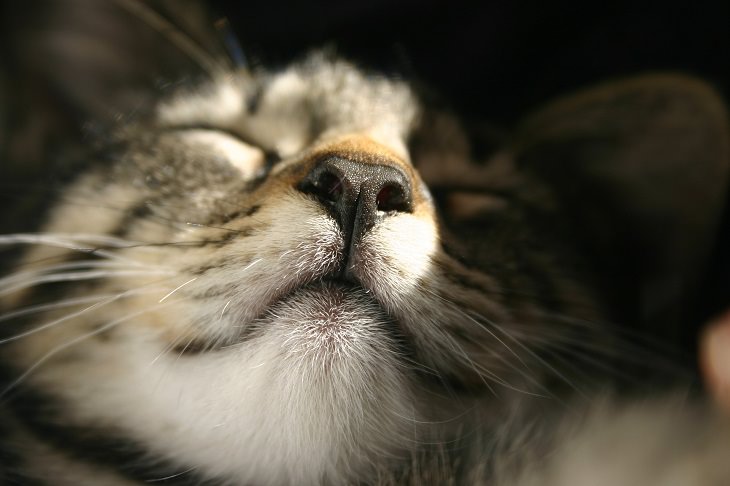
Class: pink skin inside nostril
319,172,343,201
376,184,405,212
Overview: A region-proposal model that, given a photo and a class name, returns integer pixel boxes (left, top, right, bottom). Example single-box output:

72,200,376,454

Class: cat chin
261,282,389,333
24,286,415,485
249,281,402,373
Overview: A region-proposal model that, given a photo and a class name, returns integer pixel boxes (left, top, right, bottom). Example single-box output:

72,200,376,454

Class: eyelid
168,124,252,145
171,125,282,169
177,127,266,179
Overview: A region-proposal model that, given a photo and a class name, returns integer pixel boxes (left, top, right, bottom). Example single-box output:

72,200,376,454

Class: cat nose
298,155,413,241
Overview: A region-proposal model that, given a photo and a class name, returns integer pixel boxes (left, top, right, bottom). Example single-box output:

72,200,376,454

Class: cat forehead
156,57,420,158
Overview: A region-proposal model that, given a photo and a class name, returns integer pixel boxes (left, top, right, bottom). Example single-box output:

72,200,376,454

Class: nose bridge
306,134,414,178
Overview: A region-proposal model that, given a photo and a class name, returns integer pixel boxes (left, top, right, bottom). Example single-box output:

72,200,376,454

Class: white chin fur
263,282,394,367
38,284,414,485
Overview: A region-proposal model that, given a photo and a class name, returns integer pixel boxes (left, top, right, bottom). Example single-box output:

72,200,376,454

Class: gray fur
1,1,729,485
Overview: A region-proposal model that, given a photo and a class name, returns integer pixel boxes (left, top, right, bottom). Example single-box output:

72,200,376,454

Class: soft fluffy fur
1,1,730,484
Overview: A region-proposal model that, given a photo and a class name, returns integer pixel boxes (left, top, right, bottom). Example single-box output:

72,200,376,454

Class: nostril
376,183,410,213
297,155,414,240
315,171,343,203
302,169,344,205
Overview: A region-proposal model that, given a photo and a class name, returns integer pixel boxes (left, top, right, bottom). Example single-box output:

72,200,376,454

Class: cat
1,1,729,484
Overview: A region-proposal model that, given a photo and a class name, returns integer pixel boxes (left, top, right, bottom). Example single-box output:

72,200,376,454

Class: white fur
157,74,248,129
27,289,414,485
182,129,265,178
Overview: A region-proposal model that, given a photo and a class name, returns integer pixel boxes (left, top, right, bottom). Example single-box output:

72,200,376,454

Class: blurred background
214,0,729,124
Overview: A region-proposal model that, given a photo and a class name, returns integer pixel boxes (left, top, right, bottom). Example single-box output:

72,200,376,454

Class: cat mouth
260,277,379,323
177,276,391,355
216,278,396,354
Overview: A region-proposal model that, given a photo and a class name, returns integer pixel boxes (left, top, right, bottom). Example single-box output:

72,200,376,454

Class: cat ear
511,75,729,336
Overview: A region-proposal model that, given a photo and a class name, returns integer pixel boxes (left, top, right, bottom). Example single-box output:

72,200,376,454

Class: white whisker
0,259,171,288
0,233,155,266
476,313,586,397
419,286,552,394
144,466,198,483
147,330,193,368
159,278,198,303
220,299,232,319
0,299,182,399
0,285,172,344
0,294,124,323
0,233,145,248
113,0,229,76
0,260,149,288
241,258,262,272
0,269,175,297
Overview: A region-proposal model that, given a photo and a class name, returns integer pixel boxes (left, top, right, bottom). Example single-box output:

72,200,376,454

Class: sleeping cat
1,0,730,484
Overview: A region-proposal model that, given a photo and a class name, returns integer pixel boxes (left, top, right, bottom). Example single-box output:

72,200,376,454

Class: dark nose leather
298,155,413,248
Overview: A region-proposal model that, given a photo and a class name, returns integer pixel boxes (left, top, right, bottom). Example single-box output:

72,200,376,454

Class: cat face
2,56,568,484
2,3,728,485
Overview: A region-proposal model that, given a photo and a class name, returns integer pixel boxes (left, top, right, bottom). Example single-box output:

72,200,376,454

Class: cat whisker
438,308,572,398
0,260,166,289
425,324,528,398
159,277,198,303
530,326,692,378
144,466,199,483
510,308,692,379
183,221,252,234
530,308,689,359
0,284,172,345
0,232,147,249
0,269,175,297
0,293,126,323
466,311,587,398
453,302,690,396
113,0,230,77
535,341,643,386
56,194,258,230
0,298,184,400
162,336,202,364
147,328,197,369
219,299,232,319
0,233,157,266
400,355,444,381
0,231,216,256
417,287,555,397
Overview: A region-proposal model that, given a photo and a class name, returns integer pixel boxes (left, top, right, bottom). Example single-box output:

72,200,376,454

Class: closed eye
174,128,265,179
166,125,283,181
177,125,282,172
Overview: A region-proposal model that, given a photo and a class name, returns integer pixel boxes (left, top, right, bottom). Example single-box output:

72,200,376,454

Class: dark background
213,0,729,125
